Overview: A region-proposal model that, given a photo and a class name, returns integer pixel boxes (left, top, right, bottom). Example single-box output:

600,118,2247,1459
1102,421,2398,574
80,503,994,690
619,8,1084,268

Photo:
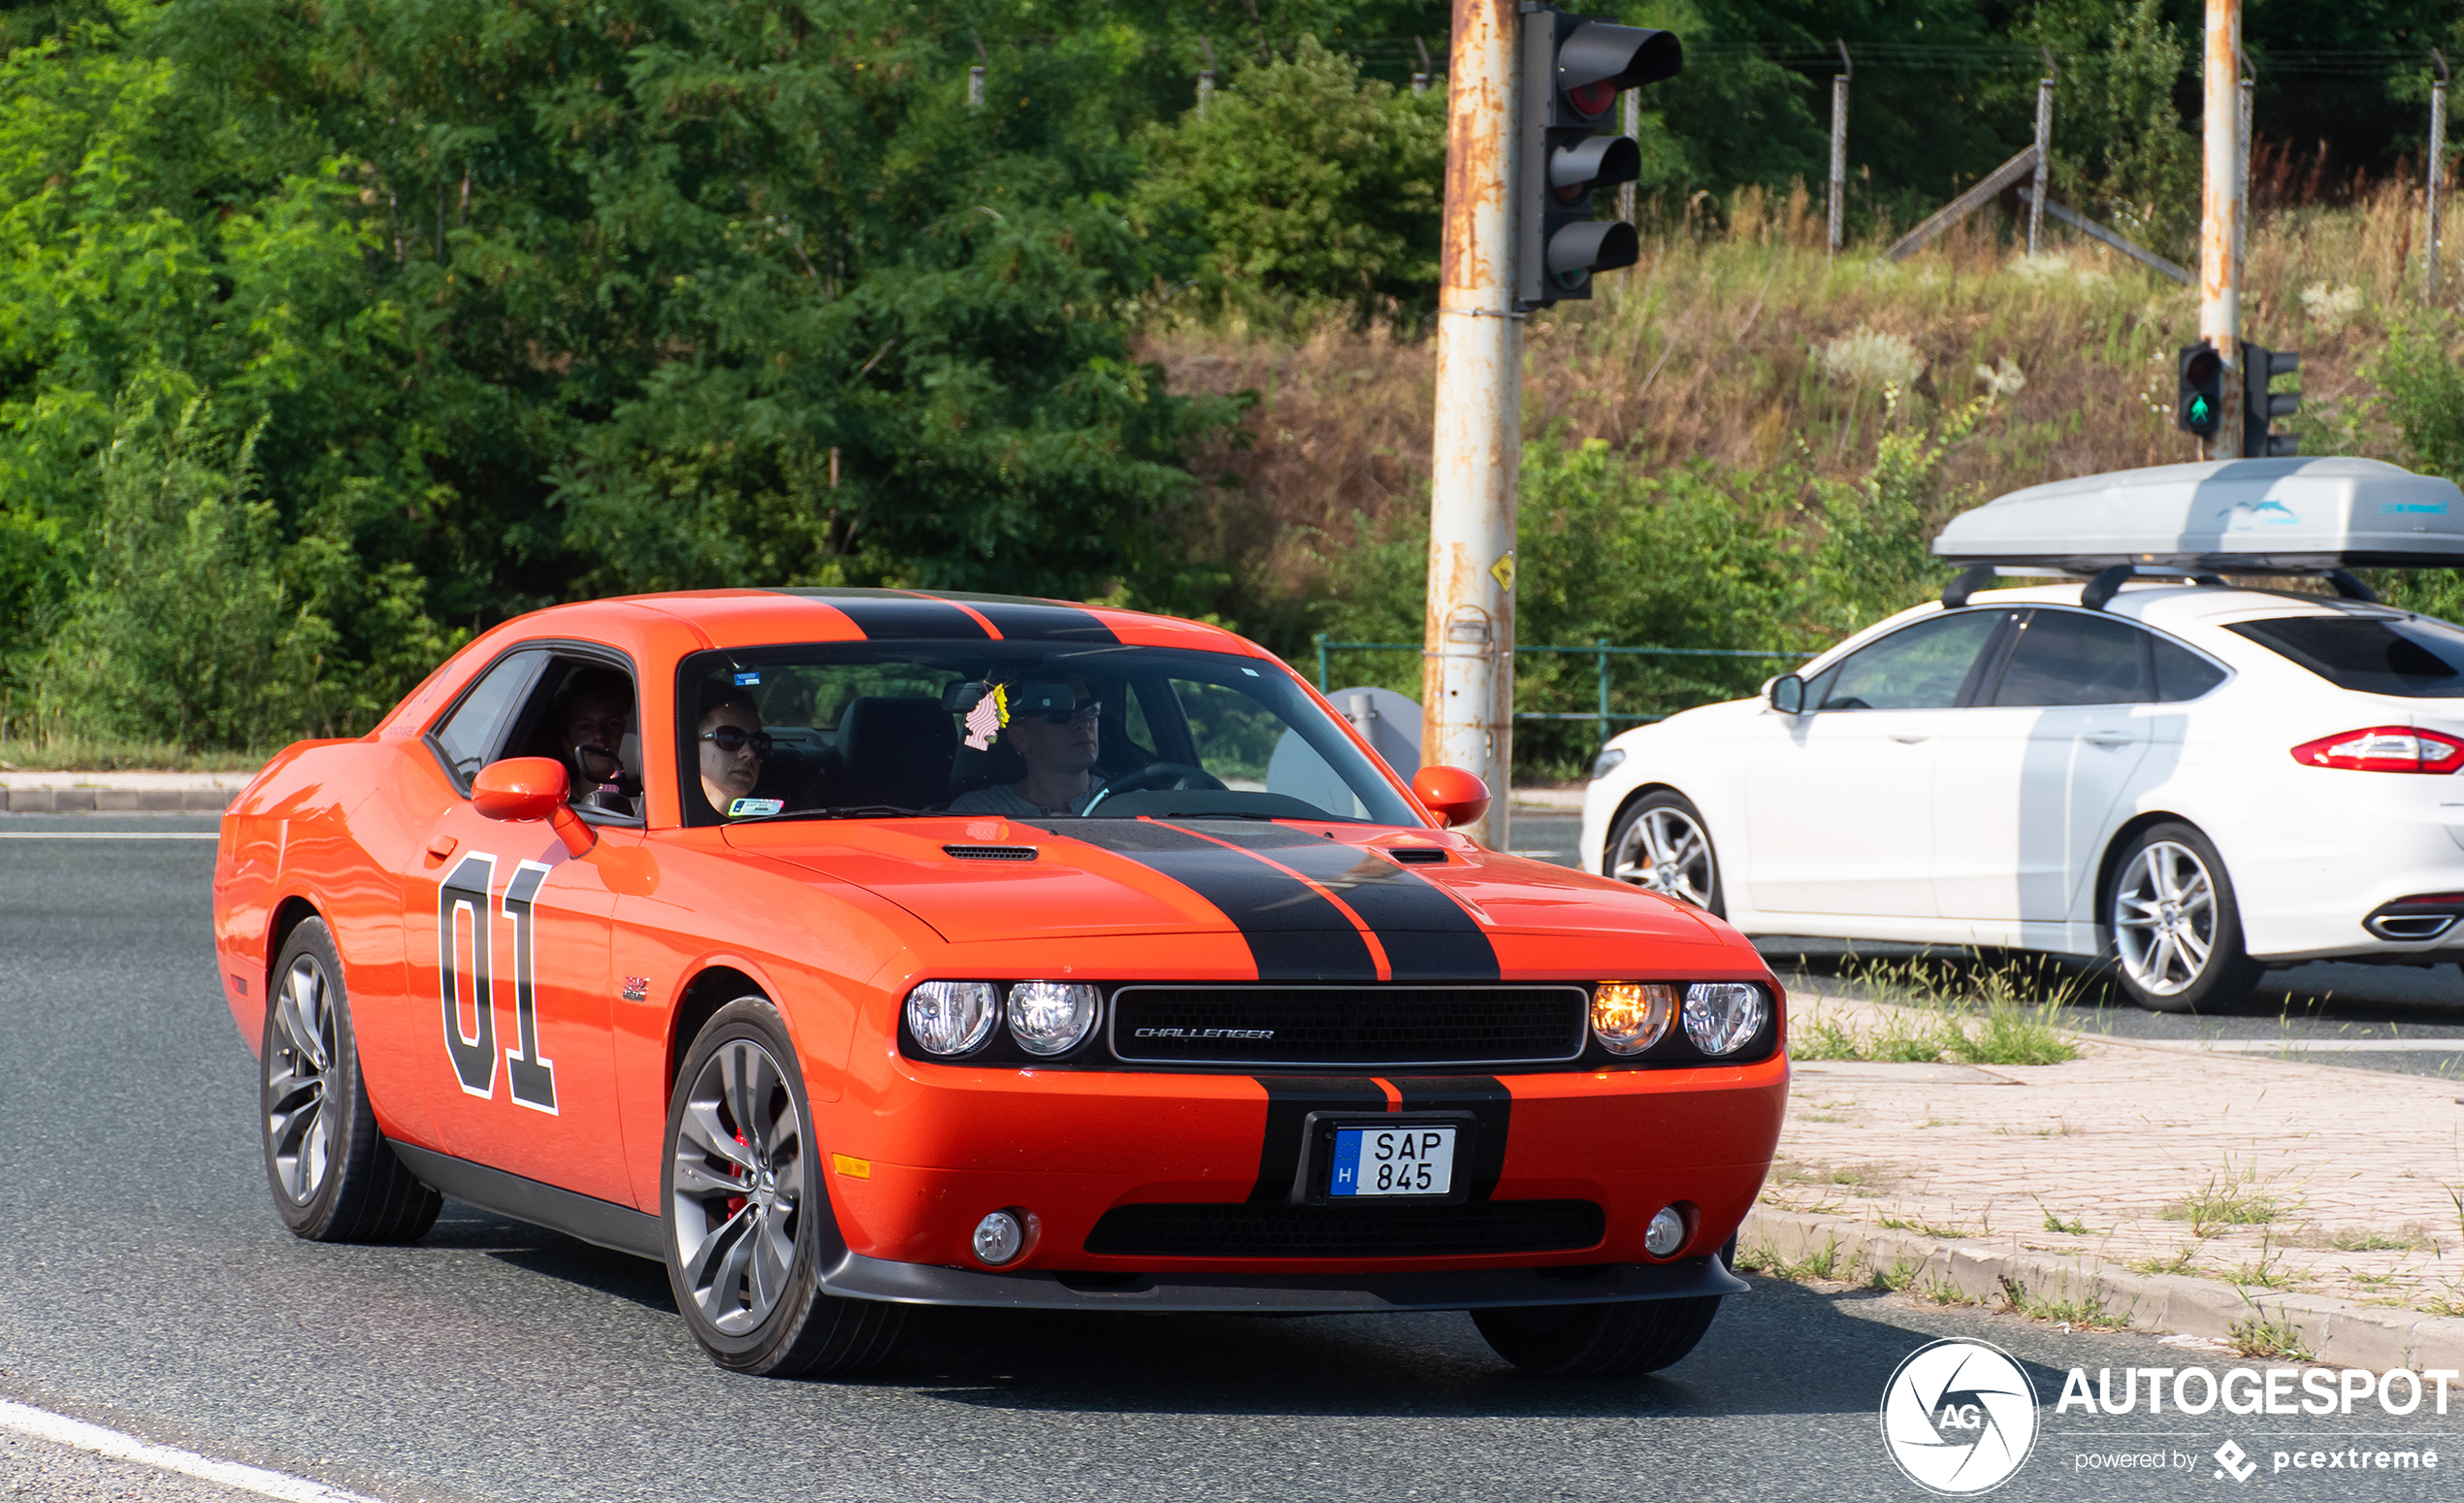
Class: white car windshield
678,643,1419,826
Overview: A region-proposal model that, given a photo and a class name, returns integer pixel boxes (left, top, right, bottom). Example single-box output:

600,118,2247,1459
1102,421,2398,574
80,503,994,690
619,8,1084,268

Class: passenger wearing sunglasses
696,684,771,818
949,676,1103,818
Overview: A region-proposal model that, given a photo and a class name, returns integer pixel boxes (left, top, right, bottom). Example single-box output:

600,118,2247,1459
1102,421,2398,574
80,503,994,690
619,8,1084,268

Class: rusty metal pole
2199,0,2244,460
1423,0,1520,849
1829,43,1850,254
2235,49,2253,294
1619,86,1639,226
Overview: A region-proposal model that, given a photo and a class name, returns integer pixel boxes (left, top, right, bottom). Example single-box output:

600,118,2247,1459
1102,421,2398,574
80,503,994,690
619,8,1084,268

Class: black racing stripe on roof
1161,824,1501,983
968,601,1119,641
1019,820,1376,982
767,591,989,639
1247,1076,1388,1204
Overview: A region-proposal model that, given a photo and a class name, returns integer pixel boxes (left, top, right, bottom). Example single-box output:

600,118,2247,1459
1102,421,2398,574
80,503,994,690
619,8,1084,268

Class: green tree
1132,35,1446,328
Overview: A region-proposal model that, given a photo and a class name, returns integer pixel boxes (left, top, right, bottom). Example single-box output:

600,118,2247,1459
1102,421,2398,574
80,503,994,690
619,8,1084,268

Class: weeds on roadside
1874,1257,1922,1291
1736,1236,1847,1283
2040,1206,2091,1236
2128,1246,2204,1277
1918,1278,1981,1307
1878,1213,1975,1240
2161,1158,2296,1236
2228,1231,2305,1291
2228,1302,2315,1361
1795,958,2081,1066
2000,1276,2125,1330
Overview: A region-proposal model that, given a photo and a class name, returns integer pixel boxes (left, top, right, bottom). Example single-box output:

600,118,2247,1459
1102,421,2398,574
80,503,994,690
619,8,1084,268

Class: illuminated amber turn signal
1592,982,1675,1055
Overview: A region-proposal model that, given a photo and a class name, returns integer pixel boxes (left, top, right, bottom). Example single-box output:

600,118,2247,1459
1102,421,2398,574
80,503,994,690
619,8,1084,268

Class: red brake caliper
725,1127,751,1217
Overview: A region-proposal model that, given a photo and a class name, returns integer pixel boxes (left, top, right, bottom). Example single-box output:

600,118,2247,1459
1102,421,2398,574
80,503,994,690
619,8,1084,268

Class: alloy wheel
671,1037,807,1336
1611,805,1716,908
2113,839,2217,997
265,953,338,1204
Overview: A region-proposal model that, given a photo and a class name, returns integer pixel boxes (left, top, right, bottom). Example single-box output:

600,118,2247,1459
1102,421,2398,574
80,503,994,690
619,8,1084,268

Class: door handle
1888,735,1929,744
2085,733,2135,747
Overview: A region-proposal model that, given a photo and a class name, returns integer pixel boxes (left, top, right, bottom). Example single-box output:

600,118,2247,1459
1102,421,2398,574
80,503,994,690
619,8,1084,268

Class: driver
950,676,1101,817
556,667,637,812
697,684,770,818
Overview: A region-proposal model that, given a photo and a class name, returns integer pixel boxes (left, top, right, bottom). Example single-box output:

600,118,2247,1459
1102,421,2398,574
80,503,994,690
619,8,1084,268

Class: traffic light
2176,343,2223,440
2240,342,2300,457
1519,12,1680,307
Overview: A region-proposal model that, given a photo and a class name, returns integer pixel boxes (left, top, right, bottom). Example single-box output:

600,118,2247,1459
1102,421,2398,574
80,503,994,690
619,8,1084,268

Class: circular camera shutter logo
1878,1338,2039,1494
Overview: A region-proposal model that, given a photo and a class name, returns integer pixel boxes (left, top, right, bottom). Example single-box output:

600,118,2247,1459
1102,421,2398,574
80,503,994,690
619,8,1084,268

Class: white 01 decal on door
438,852,560,1114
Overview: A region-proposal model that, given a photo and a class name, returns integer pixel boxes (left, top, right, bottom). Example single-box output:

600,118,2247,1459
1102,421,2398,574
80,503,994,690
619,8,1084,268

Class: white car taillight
2289,726,2464,773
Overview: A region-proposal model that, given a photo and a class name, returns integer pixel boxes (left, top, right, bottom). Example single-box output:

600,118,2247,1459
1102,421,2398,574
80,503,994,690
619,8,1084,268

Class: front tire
1605,791,1725,917
2102,823,2262,1014
260,919,442,1243
1473,1296,1723,1377
662,997,904,1378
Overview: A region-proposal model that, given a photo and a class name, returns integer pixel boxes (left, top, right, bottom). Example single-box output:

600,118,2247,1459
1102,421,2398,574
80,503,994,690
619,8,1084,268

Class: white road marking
0,1399,382,1501
0,832,218,839
2190,1038,2464,1053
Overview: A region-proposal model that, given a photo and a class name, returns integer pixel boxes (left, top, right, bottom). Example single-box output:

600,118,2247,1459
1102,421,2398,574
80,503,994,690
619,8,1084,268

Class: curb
1740,1206,2464,1371
2,787,235,812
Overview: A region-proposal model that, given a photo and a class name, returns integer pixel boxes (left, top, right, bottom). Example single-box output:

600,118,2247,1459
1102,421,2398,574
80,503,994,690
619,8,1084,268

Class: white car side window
1990,610,2152,706
1819,611,2005,711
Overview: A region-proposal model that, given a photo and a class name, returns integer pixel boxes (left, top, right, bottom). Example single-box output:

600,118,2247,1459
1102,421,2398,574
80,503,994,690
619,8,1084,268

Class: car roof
1949,579,2389,627
472,587,1267,656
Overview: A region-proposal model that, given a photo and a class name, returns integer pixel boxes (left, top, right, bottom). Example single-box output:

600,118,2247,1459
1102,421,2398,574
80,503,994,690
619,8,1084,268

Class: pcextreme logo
1879,1339,2041,1494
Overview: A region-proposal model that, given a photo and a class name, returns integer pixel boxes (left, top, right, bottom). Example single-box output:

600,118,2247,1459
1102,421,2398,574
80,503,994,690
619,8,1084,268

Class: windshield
677,643,1421,827
2226,614,2464,699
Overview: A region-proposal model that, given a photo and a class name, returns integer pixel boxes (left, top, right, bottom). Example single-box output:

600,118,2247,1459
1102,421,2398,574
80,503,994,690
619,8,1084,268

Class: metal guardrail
1311,637,1818,745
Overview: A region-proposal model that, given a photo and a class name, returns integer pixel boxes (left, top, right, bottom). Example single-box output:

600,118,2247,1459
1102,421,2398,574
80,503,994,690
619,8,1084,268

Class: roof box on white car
1933,456,2464,574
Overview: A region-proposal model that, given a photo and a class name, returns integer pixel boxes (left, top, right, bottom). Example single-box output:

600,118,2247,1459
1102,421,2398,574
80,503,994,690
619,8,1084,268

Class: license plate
1328,1126,1456,1198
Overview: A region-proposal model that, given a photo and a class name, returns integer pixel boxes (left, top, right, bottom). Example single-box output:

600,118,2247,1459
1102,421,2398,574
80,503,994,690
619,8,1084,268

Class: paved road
4,814,2460,1502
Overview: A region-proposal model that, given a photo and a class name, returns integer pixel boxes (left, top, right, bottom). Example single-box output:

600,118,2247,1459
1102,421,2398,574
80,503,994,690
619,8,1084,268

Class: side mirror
1767,673,1805,715
472,757,596,857
1410,765,1492,831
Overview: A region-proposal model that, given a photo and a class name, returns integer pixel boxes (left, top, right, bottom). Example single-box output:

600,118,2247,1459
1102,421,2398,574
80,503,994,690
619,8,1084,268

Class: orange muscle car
211,590,1786,1379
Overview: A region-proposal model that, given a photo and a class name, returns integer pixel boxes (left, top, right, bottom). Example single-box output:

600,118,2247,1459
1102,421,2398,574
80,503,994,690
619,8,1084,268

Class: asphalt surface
4,812,2461,1502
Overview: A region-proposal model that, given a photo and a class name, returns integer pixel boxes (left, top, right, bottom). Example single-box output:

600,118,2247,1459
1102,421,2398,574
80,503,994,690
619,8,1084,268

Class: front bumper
819,1246,1749,1312
827,1052,1790,1276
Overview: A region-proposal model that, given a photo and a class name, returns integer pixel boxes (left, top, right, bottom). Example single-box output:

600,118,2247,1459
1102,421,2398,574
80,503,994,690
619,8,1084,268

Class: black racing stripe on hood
1248,1076,1388,1204
1389,1076,1511,1202
1164,823,1501,982
967,601,1119,641
1019,820,1376,982
764,590,989,639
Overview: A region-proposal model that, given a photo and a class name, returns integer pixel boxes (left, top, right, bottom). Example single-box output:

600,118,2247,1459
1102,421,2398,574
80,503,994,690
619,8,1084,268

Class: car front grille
1082,1199,1606,1258
1108,984,1587,1067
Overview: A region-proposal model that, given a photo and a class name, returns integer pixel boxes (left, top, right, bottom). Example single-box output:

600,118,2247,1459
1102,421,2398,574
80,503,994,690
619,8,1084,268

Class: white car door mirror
1767,674,1806,715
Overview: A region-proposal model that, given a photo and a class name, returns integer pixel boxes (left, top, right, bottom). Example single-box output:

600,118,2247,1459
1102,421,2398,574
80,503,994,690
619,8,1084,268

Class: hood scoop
942,843,1038,862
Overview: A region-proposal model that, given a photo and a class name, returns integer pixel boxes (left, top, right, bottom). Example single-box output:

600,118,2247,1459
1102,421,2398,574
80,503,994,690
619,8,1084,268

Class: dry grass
1145,184,2437,619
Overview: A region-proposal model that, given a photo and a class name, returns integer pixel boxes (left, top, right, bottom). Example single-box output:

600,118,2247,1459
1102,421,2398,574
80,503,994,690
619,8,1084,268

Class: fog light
1682,982,1767,1056
972,1210,1026,1266
1644,1205,1687,1258
906,981,999,1056
1591,982,1674,1055
1008,981,1099,1056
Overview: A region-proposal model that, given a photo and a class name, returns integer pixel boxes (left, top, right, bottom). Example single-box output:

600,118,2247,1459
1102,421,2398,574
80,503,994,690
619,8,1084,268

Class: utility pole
1619,85,1639,226
1423,0,1520,849
2199,0,2243,459
1829,42,1850,254
2431,49,2450,302
2235,49,2253,290
2027,47,2054,255
1196,37,1216,117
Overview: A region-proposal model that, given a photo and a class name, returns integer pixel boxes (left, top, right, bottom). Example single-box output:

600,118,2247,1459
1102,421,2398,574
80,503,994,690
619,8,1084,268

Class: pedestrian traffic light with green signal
2176,343,2223,440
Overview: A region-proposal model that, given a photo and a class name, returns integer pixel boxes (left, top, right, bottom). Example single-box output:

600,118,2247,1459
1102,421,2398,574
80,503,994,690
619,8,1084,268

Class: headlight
1592,982,1674,1055
905,981,999,1056
1682,982,1767,1056
1590,746,1627,779
1007,981,1099,1056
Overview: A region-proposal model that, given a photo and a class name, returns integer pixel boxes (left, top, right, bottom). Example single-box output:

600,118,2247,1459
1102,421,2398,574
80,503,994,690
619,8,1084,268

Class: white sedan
1577,578,2464,1011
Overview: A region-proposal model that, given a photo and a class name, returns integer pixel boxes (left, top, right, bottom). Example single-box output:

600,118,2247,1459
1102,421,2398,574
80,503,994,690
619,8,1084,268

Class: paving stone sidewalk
1750,989,2464,1361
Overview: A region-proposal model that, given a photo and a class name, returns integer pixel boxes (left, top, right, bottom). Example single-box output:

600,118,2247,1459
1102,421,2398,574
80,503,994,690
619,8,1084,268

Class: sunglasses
1033,700,1101,726
699,727,773,754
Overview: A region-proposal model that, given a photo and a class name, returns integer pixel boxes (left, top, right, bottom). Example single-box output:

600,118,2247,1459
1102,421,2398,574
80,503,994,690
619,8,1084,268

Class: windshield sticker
732,670,762,686
962,682,1009,751
728,798,784,818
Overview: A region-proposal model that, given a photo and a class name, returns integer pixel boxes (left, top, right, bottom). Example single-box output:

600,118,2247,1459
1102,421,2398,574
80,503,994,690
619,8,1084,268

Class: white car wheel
2104,823,2262,1014
1605,793,1724,916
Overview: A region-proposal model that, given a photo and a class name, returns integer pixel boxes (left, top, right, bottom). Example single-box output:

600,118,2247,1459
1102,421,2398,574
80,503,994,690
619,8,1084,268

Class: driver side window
1818,610,2007,712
